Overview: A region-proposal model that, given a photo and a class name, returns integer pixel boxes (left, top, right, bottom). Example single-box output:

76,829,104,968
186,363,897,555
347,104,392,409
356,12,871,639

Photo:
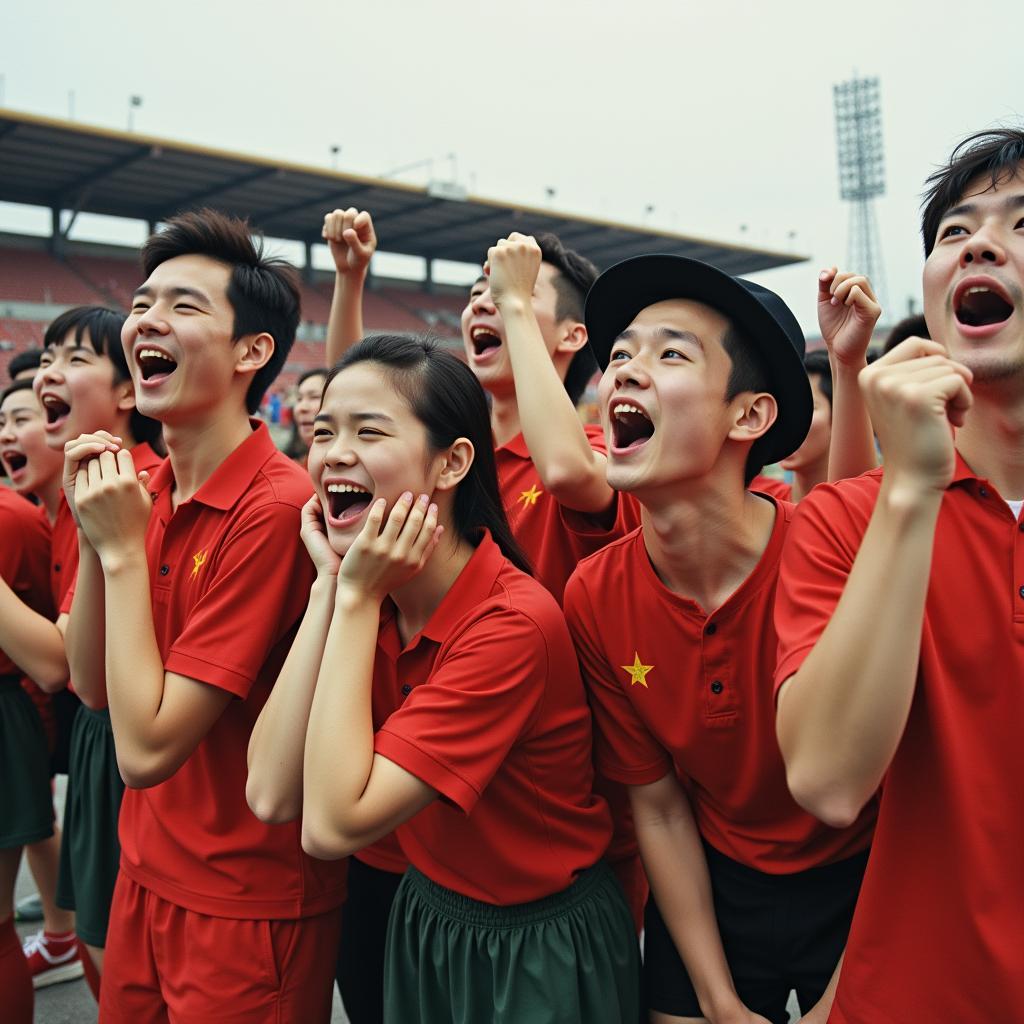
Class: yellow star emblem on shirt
519,483,542,507
190,550,208,581
621,652,654,688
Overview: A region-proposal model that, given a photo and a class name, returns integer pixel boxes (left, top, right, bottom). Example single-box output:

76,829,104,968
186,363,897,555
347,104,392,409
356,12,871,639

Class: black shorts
644,843,868,1024
336,856,404,1024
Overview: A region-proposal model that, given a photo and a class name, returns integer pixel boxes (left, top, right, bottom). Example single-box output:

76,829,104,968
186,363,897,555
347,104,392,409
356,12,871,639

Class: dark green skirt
56,704,124,947
0,679,53,849
384,862,641,1024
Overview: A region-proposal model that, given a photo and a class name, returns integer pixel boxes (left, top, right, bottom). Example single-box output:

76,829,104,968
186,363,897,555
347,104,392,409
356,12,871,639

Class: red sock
0,915,33,1024
79,940,101,1001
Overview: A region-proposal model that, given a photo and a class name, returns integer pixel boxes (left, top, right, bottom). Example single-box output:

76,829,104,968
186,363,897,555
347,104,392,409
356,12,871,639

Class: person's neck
955,384,1024,500
36,473,64,524
790,456,829,504
489,392,522,448
162,407,254,506
639,475,776,614
390,532,476,646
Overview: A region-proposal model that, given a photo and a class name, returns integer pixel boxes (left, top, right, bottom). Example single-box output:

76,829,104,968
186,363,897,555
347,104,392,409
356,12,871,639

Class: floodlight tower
833,76,887,307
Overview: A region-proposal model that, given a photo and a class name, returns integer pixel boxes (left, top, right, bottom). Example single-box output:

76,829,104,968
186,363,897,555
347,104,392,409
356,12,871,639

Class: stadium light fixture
127,94,143,132
833,75,887,308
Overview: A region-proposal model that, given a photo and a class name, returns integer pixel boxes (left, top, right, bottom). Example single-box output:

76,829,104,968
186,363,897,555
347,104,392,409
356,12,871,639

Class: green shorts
384,861,641,1024
0,677,53,849
56,704,124,946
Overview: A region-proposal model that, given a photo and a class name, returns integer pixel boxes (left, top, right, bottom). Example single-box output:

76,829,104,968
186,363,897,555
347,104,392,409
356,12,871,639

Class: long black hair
327,334,532,575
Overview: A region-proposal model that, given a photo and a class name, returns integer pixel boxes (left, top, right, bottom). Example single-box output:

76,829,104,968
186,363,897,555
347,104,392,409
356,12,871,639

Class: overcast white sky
2,0,1022,334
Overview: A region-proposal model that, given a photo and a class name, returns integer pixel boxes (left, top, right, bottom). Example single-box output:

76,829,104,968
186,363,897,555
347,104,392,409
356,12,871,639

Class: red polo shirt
564,502,874,874
50,496,79,611
372,531,611,904
751,474,792,502
0,488,54,679
775,457,1024,1022
114,422,344,919
496,426,641,604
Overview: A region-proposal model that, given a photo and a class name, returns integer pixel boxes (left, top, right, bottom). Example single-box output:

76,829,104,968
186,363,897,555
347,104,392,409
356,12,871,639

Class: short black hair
141,208,301,414
284,366,328,460
534,232,600,404
882,313,929,355
921,127,1024,256
8,348,43,381
720,322,772,486
43,306,162,446
0,377,36,407
803,349,833,408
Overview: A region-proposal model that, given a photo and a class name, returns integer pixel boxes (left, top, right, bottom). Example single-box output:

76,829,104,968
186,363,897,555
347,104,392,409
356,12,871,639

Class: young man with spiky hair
62,210,345,1022
776,128,1024,1023
564,257,880,1024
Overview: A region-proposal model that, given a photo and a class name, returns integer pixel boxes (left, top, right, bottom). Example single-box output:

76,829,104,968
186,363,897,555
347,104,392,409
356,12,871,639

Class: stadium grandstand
0,107,806,395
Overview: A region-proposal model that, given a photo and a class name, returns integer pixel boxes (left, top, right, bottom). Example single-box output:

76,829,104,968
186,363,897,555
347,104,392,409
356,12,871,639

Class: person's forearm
63,535,108,707
634,794,744,1022
301,588,380,857
777,480,942,825
499,301,612,513
100,549,168,783
828,358,878,482
325,269,367,368
247,576,336,823
0,579,68,691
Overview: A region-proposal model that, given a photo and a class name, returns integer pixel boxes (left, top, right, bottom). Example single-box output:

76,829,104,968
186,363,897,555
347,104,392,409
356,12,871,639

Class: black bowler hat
584,254,813,467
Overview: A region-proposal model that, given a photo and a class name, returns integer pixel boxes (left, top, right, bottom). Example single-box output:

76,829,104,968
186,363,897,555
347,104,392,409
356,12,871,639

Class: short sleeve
165,502,314,698
0,502,51,609
773,481,873,696
563,570,672,786
374,608,547,814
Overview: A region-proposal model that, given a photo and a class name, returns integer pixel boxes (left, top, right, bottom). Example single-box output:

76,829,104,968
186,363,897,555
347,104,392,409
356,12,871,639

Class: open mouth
470,326,502,357
137,348,179,383
325,483,373,527
611,402,655,452
2,452,27,477
42,395,71,429
955,284,1014,328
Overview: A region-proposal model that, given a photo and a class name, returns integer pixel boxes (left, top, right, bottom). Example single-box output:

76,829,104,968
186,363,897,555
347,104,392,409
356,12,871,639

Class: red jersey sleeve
774,478,876,695
165,502,314,698
563,569,673,786
374,608,548,815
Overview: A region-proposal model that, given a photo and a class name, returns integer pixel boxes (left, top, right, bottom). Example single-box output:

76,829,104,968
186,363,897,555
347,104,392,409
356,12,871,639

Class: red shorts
99,874,341,1024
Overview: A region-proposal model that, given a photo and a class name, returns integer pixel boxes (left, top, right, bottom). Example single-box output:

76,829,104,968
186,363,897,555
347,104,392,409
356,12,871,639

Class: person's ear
433,438,474,492
114,376,137,414
234,333,276,380
727,391,777,444
554,321,588,356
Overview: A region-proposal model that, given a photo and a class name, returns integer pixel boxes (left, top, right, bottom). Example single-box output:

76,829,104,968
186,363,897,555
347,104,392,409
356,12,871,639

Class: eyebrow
940,193,1024,223
43,342,95,355
312,411,397,425
614,326,704,349
131,285,213,304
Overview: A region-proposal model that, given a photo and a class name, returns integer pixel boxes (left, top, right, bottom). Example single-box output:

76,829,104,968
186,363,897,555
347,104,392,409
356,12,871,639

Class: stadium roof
0,108,806,274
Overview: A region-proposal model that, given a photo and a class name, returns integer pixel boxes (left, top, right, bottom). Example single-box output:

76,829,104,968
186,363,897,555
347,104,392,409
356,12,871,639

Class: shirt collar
149,420,280,512
380,531,506,653
496,432,531,459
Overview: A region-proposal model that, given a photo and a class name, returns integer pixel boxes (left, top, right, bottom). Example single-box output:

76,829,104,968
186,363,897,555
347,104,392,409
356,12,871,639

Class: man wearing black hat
563,256,877,1024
